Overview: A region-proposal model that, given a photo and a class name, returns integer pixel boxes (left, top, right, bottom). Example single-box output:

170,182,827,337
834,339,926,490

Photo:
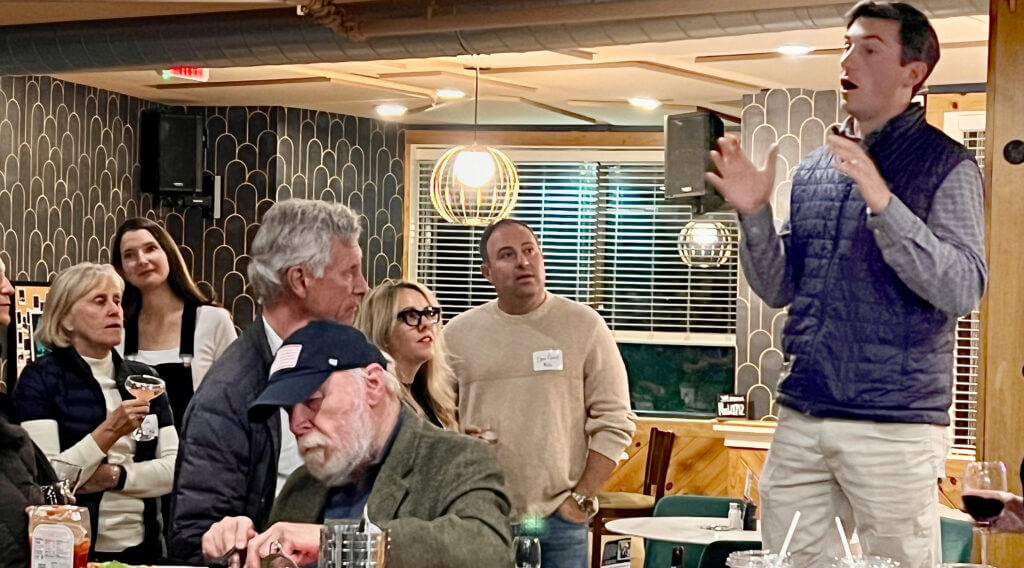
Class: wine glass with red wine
962,460,1008,565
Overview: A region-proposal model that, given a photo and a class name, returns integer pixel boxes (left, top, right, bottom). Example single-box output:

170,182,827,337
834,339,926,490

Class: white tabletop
605,516,762,545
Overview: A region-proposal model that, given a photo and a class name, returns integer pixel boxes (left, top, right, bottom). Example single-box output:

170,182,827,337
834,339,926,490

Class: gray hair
248,199,361,303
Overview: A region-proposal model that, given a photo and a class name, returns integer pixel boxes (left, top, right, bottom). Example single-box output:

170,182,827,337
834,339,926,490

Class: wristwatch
569,490,599,518
114,464,127,490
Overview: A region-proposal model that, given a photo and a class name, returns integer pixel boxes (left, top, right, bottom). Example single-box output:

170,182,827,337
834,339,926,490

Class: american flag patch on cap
270,344,302,376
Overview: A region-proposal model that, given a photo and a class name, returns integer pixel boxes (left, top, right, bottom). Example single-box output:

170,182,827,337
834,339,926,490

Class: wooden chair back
642,427,675,500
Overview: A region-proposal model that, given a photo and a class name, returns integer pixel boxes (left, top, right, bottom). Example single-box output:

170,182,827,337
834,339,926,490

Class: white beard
297,401,375,487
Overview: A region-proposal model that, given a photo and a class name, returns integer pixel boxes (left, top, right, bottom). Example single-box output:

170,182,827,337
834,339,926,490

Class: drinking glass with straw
778,510,800,561
835,516,853,564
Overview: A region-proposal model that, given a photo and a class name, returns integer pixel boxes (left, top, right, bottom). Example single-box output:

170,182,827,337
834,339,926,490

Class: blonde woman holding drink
13,263,177,563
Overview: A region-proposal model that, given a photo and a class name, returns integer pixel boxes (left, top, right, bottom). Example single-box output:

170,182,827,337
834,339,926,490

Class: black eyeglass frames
396,306,442,327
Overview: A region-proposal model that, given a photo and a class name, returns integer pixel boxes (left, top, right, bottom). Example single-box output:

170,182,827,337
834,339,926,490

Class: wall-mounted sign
162,66,210,82
717,394,747,418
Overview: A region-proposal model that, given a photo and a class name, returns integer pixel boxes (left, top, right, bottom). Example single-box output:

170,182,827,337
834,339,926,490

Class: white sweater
445,292,636,518
21,354,179,552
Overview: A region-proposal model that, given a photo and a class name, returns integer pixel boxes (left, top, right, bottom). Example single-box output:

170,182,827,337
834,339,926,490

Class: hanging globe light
431,145,519,225
678,220,734,267
429,67,519,226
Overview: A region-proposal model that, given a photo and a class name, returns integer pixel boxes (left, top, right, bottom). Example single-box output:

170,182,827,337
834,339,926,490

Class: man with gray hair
169,199,369,563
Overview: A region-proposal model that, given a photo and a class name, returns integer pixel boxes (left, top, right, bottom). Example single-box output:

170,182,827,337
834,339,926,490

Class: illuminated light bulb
375,103,407,117
628,97,662,110
689,222,721,247
776,43,815,56
436,88,466,99
453,149,496,187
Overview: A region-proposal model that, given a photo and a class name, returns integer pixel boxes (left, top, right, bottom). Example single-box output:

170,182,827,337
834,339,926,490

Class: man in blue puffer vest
707,2,986,567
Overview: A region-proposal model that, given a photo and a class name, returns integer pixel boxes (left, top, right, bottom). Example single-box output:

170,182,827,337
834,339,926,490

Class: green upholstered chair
940,516,973,563
643,495,747,568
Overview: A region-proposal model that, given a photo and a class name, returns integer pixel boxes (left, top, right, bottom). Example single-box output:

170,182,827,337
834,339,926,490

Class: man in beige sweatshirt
445,219,636,568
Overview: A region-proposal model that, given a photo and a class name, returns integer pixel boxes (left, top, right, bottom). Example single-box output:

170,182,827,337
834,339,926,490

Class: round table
605,516,762,545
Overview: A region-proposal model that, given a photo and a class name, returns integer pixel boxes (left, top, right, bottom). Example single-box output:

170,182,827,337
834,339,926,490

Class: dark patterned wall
735,88,842,419
0,76,405,390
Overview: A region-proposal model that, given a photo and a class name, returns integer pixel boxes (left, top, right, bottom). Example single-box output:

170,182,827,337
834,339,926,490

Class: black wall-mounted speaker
664,111,725,214
140,110,203,194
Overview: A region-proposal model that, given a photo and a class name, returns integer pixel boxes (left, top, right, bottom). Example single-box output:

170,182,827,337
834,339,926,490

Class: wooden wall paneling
603,419,729,498
978,0,1024,564
669,434,730,497
727,449,768,504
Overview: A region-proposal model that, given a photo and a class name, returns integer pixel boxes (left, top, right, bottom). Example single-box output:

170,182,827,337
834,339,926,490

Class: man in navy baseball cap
201,320,512,568
249,321,388,419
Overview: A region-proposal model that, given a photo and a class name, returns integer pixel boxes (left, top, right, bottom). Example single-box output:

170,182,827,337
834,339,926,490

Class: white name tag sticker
140,414,159,438
533,349,564,372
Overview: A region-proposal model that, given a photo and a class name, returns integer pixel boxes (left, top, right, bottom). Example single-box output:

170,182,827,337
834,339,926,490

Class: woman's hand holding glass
91,398,150,451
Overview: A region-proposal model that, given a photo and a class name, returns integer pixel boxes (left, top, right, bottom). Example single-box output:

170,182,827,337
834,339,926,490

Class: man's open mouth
841,78,859,90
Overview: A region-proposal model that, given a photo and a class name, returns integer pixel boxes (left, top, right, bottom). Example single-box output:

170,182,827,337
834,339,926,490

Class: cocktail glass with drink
125,374,166,442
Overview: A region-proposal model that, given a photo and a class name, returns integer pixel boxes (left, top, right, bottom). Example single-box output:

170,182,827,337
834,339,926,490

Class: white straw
835,516,853,560
778,510,801,558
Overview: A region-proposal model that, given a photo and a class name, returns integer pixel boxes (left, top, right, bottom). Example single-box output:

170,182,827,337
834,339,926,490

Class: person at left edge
0,257,59,568
13,263,176,562
168,199,369,563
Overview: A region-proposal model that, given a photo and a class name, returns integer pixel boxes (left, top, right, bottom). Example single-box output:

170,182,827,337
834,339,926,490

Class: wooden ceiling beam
151,76,330,89
483,60,765,91
376,69,539,93
277,64,435,99
517,97,605,124
695,39,988,63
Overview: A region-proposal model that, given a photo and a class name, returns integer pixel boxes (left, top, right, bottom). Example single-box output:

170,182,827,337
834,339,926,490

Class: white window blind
410,150,739,338
413,160,599,316
963,129,985,171
938,113,984,457
595,163,738,334
951,309,979,456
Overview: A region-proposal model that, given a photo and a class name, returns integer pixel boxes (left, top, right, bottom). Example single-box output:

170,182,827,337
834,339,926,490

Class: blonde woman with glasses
355,280,457,430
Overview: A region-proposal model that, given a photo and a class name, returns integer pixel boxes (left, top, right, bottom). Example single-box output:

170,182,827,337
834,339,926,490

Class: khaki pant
760,407,949,568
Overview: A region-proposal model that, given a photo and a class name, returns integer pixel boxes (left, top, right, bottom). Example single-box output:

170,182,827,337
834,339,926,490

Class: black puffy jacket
168,320,279,564
0,414,57,568
12,347,172,556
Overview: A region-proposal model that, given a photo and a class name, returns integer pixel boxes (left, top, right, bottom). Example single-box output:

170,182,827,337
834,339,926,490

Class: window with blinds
942,118,984,457
952,309,979,456
409,150,739,340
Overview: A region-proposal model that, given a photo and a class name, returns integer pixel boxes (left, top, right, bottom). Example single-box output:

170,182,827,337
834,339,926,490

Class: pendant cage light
429,68,520,226
677,219,735,267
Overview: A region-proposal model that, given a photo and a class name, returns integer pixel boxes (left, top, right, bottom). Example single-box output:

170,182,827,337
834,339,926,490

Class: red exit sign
162,66,210,82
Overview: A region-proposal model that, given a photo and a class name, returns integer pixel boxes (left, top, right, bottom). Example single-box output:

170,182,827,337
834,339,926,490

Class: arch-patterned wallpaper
0,75,405,390
735,88,843,420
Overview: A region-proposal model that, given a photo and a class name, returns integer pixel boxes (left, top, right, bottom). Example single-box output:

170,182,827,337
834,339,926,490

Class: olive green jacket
268,408,513,568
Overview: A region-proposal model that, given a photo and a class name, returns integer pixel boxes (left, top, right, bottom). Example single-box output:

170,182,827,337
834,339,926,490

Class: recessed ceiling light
628,97,662,110
375,103,407,117
776,43,815,56
436,88,466,99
